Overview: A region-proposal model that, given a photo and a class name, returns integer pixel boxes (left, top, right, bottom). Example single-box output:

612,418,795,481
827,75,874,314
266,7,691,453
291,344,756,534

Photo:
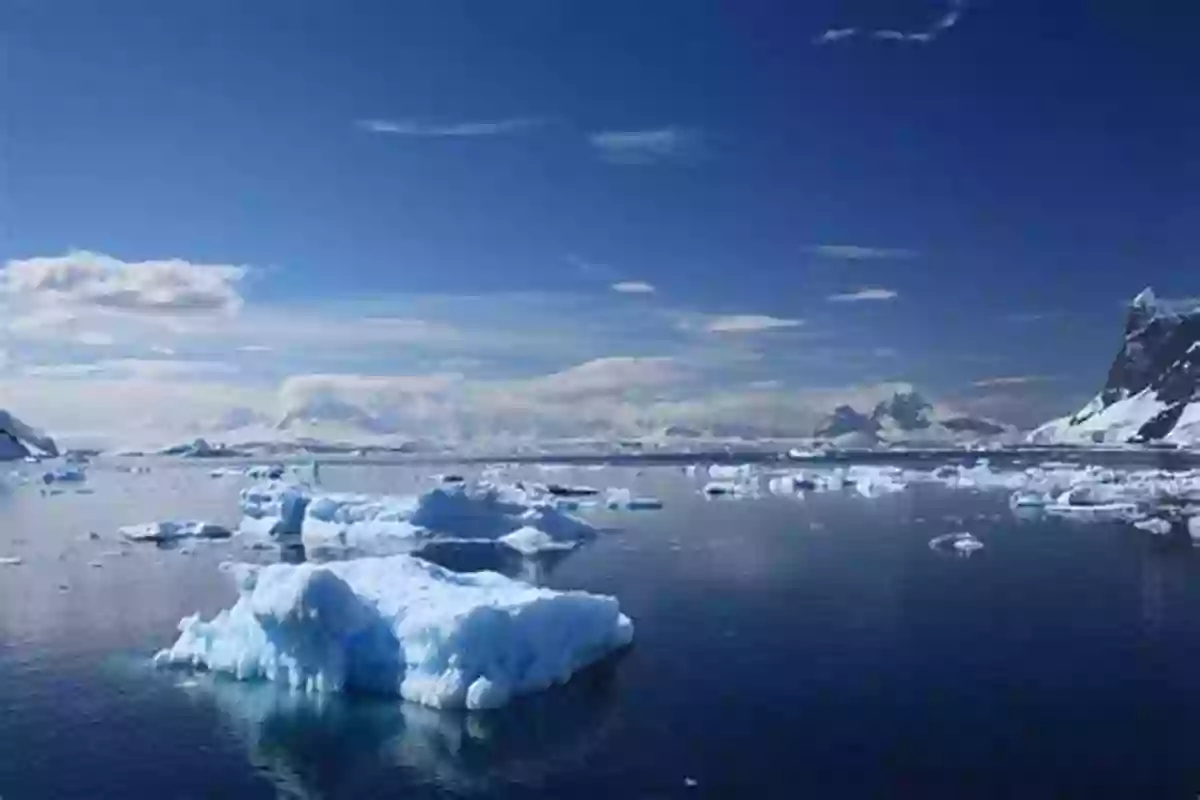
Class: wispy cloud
971,375,1053,388
815,28,859,44
611,281,656,294
827,288,899,302
23,358,238,380
76,331,115,346
814,0,967,45
588,128,703,165
810,244,917,261
356,117,548,138
703,314,803,333
1004,310,1065,323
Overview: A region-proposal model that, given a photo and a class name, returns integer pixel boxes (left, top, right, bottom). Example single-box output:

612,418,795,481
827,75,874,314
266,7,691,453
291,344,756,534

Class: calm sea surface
3,460,1200,798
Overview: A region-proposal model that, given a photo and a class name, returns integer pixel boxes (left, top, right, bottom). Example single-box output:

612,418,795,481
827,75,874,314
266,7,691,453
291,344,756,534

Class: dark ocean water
4,461,1200,798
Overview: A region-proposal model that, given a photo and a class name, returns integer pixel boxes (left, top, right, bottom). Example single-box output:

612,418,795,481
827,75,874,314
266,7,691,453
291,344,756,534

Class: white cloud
2,251,246,315
702,314,804,333
356,117,547,137
827,288,899,302
810,244,916,261
611,281,656,294
589,128,703,165
815,0,967,45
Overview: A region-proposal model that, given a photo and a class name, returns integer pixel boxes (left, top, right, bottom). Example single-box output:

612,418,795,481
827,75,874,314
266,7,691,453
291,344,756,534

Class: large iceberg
0,409,58,461
239,480,597,554
155,555,633,710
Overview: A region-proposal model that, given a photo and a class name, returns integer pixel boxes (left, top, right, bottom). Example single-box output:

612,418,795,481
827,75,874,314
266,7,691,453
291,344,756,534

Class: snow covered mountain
1030,288,1200,446
0,409,59,460
813,388,1012,447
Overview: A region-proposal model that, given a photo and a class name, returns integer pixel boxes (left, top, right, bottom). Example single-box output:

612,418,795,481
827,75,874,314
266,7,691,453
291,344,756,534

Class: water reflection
178,655,623,797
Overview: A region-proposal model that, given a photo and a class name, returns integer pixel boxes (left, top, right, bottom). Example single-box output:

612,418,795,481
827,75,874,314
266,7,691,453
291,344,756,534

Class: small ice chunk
42,466,86,484
499,526,578,555
1044,502,1140,521
0,556,23,566
546,484,599,498
928,532,984,556
1009,490,1050,509
120,520,233,543
703,481,744,496
708,464,754,480
88,560,104,568
604,488,663,511
1189,517,1200,544
245,464,286,480
154,555,634,710
1134,518,1173,536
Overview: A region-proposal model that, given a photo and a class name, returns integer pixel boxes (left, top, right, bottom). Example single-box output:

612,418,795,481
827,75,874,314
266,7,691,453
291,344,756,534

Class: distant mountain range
1030,288,1200,446
812,388,1012,447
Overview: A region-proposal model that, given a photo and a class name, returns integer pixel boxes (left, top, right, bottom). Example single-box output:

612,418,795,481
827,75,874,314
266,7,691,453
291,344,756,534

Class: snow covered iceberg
154,555,634,710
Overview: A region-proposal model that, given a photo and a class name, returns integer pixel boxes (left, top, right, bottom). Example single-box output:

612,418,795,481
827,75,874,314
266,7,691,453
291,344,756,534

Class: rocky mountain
814,388,1011,447
1029,288,1200,446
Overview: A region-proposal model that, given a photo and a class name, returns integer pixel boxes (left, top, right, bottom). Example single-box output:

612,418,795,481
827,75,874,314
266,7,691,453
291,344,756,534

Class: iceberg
120,520,233,543
154,555,634,710
160,438,249,458
0,409,58,461
238,480,598,555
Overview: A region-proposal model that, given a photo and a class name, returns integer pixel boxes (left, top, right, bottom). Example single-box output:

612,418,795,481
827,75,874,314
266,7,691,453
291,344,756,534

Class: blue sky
1,0,1197,442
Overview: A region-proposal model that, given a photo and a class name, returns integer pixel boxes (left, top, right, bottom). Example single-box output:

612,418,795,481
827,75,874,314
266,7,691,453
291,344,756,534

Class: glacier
154,555,634,710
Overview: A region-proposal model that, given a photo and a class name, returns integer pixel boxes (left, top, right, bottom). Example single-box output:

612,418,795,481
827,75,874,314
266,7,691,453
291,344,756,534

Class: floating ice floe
120,520,233,543
238,480,597,556
928,532,984,556
154,555,634,710
0,556,23,566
